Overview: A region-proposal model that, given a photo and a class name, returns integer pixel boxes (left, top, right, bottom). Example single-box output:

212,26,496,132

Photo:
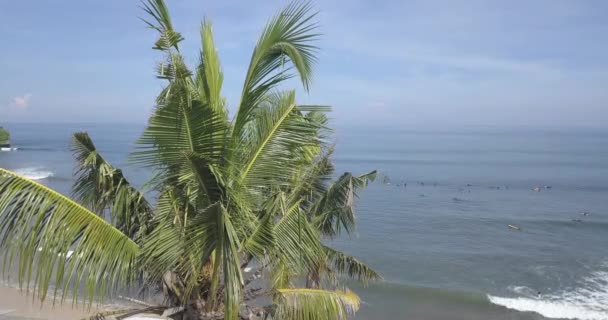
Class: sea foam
13,167,54,180
488,264,608,320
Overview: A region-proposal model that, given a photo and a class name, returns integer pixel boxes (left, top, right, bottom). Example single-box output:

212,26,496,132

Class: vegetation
0,1,380,319
0,127,9,145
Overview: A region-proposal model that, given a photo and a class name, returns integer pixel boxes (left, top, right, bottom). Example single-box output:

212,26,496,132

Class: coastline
0,285,102,320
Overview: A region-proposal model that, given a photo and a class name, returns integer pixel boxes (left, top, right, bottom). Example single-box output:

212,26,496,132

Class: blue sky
1,0,607,127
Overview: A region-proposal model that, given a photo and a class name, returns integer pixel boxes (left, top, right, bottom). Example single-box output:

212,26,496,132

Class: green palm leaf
133,98,228,181
274,288,360,320
140,0,183,51
237,91,328,207
72,132,153,240
272,196,323,274
233,1,319,136
243,213,276,260
289,146,334,207
196,20,227,118
0,168,139,305
312,170,377,237
323,245,382,284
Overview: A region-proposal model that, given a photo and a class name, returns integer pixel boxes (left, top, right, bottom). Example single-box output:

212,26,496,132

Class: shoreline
0,285,105,320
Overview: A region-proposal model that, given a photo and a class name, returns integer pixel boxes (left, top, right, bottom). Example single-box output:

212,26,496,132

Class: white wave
489,265,608,320
13,167,54,180
489,295,607,320
508,285,537,296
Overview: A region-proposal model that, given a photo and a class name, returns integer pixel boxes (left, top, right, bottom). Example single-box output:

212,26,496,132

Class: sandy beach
0,285,101,320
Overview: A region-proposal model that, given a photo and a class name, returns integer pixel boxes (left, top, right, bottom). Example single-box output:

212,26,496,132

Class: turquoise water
1,123,607,320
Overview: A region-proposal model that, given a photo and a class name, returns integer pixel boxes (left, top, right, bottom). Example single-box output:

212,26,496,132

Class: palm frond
273,288,360,320
239,91,300,180
289,146,334,208
196,20,227,118
182,152,224,207
156,51,193,81
312,170,377,237
269,259,293,290
323,245,382,284
292,109,331,164
243,214,276,260
272,196,323,274
233,1,319,136
138,189,189,296
237,91,327,207
133,98,227,177
140,0,183,51
71,132,153,240
0,168,139,305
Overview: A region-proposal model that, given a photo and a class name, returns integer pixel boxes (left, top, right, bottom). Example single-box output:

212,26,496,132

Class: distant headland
0,127,11,148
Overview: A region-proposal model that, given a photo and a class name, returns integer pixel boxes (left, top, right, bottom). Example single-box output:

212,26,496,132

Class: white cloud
10,93,32,109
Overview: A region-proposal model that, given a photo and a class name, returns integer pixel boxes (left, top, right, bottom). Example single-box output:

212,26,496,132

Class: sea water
1,123,607,320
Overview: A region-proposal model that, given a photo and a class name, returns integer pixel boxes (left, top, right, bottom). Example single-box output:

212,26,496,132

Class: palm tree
0,1,380,319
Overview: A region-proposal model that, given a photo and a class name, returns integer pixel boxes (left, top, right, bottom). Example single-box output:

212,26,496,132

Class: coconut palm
0,1,380,319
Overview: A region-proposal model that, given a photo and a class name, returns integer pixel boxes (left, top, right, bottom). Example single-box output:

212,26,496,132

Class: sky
1,0,607,127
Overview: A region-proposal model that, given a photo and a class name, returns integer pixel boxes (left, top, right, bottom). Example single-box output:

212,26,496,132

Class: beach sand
0,285,101,320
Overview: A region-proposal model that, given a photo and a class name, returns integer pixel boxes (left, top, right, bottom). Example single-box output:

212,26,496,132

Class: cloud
10,93,32,109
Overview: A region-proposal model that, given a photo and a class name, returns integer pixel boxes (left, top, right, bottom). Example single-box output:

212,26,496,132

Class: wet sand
0,285,100,320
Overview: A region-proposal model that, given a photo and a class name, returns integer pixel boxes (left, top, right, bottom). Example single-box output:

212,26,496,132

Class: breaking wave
12,167,55,180
488,263,608,320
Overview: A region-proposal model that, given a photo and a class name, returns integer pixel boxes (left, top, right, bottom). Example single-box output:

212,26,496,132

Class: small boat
508,224,521,231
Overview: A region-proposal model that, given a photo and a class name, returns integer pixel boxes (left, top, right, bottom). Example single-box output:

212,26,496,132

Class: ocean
1,123,607,320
